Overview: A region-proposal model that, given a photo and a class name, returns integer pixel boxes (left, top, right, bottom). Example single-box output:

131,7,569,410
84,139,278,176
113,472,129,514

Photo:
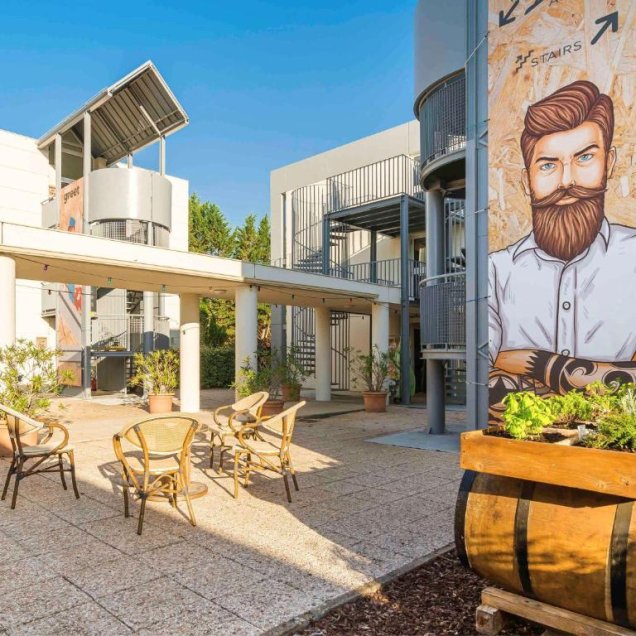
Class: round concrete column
0,257,16,348
425,187,446,434
235,286,258,391
179,294,200,413
371,302,390,353
315,306,331,401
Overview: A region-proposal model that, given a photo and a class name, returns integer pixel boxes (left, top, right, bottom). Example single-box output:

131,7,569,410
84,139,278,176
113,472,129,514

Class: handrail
419,271,466,286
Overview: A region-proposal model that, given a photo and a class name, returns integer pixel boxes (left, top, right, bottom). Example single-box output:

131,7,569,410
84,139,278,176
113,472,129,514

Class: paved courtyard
0,391,464,635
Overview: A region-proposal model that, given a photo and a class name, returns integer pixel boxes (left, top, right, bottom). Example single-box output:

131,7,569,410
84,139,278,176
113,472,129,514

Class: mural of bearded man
489,80,636,413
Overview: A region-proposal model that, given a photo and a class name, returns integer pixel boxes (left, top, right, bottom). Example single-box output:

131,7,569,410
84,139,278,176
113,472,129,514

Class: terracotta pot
281,383,301,402
148,393,174,414
362,391,388,413
261,399,285,417
0,425,38,457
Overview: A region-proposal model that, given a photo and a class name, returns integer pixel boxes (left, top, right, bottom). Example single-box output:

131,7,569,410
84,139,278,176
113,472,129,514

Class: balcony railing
325,155,423,214
419,272,466,350
91,314,170,352
420,73,466,168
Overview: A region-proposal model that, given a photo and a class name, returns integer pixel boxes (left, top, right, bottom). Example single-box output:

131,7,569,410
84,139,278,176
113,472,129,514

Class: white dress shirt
489,218,636,364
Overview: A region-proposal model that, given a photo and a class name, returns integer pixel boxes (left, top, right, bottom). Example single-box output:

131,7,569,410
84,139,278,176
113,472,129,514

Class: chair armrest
113,434,140,489
43,421,70,454
228,408,255,432
213,405,233,428
236,421,260,449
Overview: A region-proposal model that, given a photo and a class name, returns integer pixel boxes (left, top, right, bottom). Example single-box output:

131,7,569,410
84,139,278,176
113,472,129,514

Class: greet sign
487,1,636,418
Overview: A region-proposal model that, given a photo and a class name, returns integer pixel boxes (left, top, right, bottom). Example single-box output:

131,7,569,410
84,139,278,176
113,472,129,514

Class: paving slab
0,396,462,634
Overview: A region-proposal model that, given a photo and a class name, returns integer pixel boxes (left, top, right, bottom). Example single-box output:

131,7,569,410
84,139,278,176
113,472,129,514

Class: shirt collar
512,216,611,263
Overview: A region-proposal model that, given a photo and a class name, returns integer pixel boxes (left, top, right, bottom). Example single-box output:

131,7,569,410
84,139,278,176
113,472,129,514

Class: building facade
0,62,189,395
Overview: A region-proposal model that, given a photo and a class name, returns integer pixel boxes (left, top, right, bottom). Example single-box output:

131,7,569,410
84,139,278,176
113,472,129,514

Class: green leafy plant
501,391,556,440
549,391,593,425
0,339,72,418
351,346,395,393
201,345,234,388
585,412,636,452
130,349,179,395
232,349,284,399
280,345,309,388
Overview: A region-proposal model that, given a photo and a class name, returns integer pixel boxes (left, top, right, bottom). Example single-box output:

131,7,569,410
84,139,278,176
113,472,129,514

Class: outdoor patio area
0,391,464,635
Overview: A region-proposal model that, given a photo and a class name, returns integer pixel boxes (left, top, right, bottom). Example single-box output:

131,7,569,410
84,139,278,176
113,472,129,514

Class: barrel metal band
514,480,535,598
454,470,477,568
610,499,633,628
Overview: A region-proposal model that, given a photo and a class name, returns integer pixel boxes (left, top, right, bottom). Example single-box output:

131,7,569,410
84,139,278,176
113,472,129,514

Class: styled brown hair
520,80,614,169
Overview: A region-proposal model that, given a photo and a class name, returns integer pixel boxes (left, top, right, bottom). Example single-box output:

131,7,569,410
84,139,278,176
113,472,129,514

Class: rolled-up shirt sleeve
488,255,502,365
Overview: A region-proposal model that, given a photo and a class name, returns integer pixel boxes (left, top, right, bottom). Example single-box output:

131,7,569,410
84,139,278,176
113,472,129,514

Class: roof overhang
37,61,189,164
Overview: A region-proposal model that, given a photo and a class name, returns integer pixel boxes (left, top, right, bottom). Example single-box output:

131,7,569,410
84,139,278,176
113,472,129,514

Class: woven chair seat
124,454,180,475
20,443,74,456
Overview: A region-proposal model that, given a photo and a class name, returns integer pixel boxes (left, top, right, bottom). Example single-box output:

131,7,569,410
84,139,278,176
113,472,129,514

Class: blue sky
1,1,416,226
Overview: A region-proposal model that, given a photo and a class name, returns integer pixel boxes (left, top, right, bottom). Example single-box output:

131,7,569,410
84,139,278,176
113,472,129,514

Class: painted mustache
531,184,607,208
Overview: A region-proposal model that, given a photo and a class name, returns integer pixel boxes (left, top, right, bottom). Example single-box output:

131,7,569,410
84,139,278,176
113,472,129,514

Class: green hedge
201,345,235,388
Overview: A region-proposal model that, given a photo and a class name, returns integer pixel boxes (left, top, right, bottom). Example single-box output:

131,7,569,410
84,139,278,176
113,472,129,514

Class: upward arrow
499,0,520,27
591,11,619,46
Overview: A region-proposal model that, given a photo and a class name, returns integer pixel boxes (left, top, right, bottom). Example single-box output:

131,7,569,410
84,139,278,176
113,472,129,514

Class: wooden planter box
460,429,636,499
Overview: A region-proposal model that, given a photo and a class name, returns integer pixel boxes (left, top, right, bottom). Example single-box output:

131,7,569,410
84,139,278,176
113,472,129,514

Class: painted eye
578,153,593,162
539,162,556,172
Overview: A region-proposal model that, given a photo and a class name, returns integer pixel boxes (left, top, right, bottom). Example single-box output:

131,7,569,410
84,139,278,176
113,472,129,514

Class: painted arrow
499,0,520,27
591,11,618,46
524,0,544,15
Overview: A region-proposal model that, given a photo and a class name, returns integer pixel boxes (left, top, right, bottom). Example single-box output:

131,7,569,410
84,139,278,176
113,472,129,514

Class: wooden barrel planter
455,470,636,629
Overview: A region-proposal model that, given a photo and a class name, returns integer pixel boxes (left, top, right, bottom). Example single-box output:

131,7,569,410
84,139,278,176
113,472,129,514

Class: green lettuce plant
501,391,556,440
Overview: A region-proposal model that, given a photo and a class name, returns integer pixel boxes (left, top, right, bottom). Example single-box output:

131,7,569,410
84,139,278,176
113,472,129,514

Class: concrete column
371,302,389,353
143,291,155,353
81,111,92,398
425,187,446,434
0,257,16,348
315,306,331,401
399,195,411,405
235,286,258,386
179,294,200,412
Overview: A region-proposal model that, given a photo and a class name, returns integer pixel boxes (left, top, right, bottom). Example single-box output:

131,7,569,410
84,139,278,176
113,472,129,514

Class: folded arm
495,349,636,394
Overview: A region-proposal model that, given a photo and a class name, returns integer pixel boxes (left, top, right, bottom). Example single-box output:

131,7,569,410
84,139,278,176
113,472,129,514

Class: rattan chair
233,401,305,503
112,415,198,535
0,403,79,509
209,391,269,470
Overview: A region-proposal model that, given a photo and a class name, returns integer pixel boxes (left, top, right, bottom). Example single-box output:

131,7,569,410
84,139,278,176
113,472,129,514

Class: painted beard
531,184,606,262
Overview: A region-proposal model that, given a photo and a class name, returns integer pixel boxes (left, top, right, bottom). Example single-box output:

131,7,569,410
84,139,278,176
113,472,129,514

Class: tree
188,193,272,348
188,194,234,256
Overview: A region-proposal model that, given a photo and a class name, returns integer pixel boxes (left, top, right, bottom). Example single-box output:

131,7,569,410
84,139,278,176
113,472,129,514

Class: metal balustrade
419,272,466,349
420,73,466,168
91,314,170,352
325,155,424,214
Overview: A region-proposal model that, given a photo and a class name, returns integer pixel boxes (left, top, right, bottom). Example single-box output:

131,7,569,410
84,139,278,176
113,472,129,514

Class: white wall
0,129,51,344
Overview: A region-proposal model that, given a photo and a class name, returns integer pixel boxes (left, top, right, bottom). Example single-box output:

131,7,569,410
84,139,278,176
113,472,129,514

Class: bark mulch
294,550,544,636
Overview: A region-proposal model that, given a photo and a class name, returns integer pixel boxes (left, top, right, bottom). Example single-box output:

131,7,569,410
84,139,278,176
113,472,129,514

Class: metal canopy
326,195,426,236
37,61,189,164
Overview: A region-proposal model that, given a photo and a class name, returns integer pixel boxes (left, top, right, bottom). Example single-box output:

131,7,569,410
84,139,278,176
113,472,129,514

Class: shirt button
561,349,570,356
562,301,571,310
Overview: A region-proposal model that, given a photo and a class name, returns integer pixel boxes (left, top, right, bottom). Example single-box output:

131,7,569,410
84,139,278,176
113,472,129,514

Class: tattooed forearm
527,351,636,393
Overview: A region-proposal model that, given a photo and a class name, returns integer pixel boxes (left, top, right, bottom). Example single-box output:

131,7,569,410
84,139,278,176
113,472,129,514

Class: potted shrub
280,345,308,402
457,381,636,629
0,340,72,455
131,349,179,414
233,349,285,416
352,345,397,413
